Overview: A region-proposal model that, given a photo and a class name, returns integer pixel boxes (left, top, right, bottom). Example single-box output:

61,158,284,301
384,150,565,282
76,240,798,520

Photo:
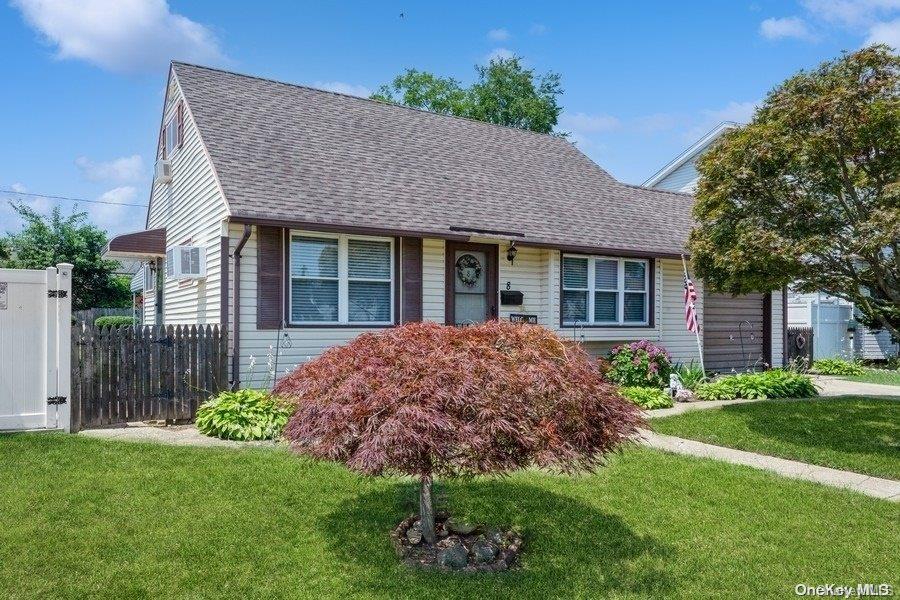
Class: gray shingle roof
173,62,695,257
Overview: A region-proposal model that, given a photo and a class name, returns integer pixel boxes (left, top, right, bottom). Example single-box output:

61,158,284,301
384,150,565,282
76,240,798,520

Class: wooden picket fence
70,324,228,431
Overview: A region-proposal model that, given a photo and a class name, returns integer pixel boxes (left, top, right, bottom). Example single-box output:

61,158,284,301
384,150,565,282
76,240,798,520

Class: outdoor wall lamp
506,242,518,265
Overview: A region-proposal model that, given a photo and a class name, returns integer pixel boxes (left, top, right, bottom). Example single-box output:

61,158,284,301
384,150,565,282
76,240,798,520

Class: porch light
506,242,518,265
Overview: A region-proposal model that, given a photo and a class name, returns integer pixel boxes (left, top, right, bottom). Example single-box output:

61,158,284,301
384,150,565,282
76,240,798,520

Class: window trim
287,230,395,327
559,254,654,328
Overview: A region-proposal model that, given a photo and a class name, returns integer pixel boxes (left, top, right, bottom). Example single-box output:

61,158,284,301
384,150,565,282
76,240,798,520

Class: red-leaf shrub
275,320,644,543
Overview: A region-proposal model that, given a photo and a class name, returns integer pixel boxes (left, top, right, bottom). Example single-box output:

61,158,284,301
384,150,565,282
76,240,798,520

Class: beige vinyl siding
422,238,445,323
548,251,662,343
497,244,551,326
659,259,704,365
143,74,228,325
771,291,784,366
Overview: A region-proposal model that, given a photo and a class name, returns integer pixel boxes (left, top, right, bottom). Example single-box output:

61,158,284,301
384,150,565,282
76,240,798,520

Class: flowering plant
606,340,672,388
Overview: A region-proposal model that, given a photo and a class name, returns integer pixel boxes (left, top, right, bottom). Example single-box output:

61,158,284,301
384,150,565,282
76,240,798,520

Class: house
646,122,897,363
104,63,785,387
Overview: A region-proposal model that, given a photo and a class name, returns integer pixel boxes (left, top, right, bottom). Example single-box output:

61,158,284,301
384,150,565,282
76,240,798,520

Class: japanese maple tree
275,321,643,543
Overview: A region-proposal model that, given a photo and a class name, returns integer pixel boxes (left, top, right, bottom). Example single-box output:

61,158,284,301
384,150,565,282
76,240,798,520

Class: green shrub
695,370,818,401
94,315,136,327
810,358,865,376
196,389,291,441
621,386,674,410
607,341,672,388
674,361,706,390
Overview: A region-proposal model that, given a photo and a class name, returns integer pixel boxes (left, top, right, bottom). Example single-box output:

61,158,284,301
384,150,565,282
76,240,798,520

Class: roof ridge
171,61,570,143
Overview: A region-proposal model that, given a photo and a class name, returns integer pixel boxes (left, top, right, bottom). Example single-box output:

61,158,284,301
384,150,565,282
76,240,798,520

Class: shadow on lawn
725,397,900,460
321,478,672,599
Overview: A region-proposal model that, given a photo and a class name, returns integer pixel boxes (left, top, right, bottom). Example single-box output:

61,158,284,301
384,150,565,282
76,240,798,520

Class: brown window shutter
257,226,284,329
176,102,185,149
401,237,423,322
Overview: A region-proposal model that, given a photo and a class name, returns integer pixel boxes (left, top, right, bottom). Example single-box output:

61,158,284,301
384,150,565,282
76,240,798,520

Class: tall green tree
689,45,900,340
372,56,564,134
1,202,131,311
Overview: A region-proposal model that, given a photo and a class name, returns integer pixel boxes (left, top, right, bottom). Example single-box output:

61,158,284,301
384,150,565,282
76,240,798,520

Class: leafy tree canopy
372,56,564,134
689,45,900,339
1,202,131,311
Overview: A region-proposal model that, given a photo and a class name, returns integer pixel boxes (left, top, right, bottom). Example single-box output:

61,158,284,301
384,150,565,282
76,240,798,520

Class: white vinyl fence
0,264,72,431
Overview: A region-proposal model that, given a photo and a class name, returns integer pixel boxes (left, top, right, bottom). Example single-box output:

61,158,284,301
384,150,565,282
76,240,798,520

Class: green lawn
1,434,897,599
653,396,900,480
842,369,900,386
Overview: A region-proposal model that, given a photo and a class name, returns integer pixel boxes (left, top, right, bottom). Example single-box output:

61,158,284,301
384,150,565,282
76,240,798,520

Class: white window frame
143,262,154,292
562,254,650,326
164,117,179,159
288,231,394,326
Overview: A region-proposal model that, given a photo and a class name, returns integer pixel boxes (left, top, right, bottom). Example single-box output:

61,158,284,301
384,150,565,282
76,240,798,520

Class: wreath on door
456,253,483,287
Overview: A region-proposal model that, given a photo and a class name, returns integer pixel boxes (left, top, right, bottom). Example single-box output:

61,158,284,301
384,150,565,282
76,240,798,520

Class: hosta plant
696,370,818,401
810,358,865,376
606,340,673,388
274,321,644,545
621,386,674,410
196,389,291,441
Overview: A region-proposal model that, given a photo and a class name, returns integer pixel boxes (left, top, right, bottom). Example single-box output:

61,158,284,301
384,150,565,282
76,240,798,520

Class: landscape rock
437,542,469,570
472,537,498,563
446,518,478,535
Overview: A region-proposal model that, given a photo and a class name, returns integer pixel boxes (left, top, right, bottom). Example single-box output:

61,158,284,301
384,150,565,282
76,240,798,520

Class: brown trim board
763,292,773,368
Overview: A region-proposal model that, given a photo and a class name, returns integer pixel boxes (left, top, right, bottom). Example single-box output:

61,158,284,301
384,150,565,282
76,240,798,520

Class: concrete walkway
646,398,763,419
811,375,900,397
80,422,279,449
640,430,900,502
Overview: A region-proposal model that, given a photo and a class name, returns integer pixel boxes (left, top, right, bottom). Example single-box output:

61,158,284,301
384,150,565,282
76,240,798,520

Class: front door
445,242,498,326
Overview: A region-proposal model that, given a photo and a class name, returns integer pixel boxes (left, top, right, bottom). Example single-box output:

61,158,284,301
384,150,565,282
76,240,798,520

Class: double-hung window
562,255,650,326
289,233,394,325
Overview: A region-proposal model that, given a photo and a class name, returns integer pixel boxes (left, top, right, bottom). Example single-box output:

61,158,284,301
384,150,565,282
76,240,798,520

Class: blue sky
1,0,898,236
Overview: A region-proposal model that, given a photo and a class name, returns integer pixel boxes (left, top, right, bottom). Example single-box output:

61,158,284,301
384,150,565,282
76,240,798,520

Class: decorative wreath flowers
455,254,483,287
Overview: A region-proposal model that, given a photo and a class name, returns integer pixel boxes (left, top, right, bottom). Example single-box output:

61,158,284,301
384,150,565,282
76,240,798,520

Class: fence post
56,263,73,432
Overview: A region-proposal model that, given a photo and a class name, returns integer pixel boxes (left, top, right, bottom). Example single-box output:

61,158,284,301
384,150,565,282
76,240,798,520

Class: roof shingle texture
173,62,695,256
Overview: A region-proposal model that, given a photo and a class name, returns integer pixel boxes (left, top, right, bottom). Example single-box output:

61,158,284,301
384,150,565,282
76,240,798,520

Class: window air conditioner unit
154,159,172,184
166,246,206,279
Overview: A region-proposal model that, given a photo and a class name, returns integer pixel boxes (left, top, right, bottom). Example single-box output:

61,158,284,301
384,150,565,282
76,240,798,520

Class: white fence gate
0,264,72,431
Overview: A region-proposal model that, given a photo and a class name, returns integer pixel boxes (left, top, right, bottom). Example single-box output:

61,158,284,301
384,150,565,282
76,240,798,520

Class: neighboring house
104,63,785,388
646,123,897,362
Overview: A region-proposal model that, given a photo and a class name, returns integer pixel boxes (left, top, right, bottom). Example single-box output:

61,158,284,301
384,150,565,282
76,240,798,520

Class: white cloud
633,113,678,134
11,0,225,73
558,112,620,133
801,0,900,27
529,23,547,35
866,17,900,47
75,155,145,183
89,186,143,232
760,16,816,40
484,47,514,63
487,28,510,41
310,81,372,98
10,182,27,193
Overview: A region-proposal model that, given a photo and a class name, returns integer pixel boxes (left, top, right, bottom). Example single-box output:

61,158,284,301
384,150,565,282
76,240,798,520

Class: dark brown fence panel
70,324,227,431
787,326,814,369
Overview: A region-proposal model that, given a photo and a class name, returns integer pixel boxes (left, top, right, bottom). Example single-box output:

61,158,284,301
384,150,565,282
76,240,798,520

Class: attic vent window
163,101,185,159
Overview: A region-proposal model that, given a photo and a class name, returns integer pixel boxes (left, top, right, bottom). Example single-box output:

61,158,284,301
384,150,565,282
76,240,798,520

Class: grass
653,396,900,480
1,433,898,599
841,369,900,386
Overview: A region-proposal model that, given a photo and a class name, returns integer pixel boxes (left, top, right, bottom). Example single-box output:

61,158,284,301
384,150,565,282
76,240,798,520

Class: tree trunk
419,475,436,544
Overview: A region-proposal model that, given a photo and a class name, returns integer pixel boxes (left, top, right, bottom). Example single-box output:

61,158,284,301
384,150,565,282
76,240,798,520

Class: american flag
683,274,699,333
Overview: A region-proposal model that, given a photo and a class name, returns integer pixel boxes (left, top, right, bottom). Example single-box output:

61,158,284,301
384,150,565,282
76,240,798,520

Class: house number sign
0,282,7,310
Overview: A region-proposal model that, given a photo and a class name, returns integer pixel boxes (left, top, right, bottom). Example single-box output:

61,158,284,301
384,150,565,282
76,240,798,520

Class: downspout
230,224,252,390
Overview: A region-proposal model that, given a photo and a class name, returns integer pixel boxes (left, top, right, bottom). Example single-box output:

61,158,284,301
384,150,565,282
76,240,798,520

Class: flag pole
682,254,706,374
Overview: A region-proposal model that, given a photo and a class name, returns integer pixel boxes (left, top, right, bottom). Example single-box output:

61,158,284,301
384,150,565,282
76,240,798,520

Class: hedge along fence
73,307,132,324
70,324,228,431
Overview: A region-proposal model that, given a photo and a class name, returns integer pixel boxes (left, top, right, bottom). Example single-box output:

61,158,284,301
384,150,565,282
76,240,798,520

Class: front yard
1,433,897,599
652,396,900,480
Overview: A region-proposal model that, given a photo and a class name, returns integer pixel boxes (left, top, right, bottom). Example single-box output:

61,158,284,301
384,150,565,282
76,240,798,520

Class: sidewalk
640,430,900,502
811,375,900,397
